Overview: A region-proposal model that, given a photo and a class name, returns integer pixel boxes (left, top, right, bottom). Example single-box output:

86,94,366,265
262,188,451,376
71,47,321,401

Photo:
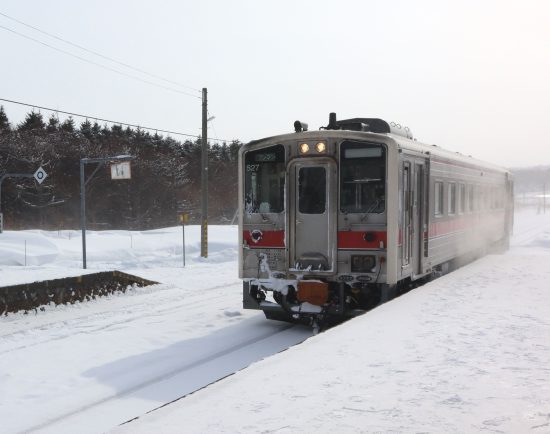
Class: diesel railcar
239,113,513,328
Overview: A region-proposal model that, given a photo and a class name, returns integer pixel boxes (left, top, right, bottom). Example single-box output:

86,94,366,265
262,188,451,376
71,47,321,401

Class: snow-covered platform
116,211,550,434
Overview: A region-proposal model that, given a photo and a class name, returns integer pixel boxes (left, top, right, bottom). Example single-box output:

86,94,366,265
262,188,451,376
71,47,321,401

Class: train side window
448,183,457,215
459,183,466,214
434,181,443,217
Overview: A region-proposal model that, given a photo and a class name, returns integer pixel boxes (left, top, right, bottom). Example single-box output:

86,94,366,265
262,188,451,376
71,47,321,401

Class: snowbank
0,225,237,286
0,232,59,266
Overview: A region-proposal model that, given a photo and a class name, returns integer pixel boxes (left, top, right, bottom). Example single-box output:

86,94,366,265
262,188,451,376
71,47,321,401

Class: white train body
239,115,513,325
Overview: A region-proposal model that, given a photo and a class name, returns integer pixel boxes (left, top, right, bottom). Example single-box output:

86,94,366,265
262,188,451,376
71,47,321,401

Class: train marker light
315,142,326,153
299,143,310,154
294,120,308,132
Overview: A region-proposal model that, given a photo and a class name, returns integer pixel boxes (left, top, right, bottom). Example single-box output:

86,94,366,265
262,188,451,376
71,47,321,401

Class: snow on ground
0,231,59,267
0,225,312,433
1,210,550,433
0,225,238,285
114,210,550,434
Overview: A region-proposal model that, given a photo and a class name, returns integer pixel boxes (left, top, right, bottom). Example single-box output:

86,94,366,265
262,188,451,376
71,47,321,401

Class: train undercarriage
243,278,398,332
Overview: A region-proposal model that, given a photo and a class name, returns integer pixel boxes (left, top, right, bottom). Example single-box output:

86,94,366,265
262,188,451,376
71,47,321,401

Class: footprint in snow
483,416,510,426
224,310,242,317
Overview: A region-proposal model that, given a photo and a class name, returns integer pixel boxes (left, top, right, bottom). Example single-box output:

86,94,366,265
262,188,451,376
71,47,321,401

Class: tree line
0,106,241,230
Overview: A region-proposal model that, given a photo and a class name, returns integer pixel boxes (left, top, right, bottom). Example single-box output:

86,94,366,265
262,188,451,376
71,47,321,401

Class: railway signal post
80,155,134,269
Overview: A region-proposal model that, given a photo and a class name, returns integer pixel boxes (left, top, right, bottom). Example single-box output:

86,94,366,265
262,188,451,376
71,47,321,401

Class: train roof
391,133,510,174
244,116,510,175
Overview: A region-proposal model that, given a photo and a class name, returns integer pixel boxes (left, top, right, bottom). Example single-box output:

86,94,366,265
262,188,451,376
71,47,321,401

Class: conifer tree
0,105,10,133
46,114,59,133
91,122,101,137
18,111,45,131
79,119,93,138
111,124,123,136
60,116,75,132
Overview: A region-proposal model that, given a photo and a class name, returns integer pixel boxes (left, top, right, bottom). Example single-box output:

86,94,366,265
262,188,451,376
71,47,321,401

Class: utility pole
80,160,87,268
201,87,208,257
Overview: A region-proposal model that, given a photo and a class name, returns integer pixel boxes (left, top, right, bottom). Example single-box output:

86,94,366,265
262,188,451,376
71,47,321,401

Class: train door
289,159,336,272
402,162,412,268
402,159,428,278
413,161,428,277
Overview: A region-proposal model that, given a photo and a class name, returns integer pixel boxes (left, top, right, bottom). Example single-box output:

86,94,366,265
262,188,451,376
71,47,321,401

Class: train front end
239,116,399,329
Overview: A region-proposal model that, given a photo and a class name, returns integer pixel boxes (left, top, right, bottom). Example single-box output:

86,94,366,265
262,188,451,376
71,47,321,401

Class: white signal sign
34,167,48,184
111,161,132,180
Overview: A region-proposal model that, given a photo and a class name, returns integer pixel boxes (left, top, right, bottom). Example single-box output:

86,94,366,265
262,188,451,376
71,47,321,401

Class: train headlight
299,143,310,154
315,142,326,153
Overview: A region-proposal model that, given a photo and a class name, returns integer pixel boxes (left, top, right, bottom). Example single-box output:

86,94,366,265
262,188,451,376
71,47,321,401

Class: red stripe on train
243,230,387,249
428,211,505,238
243,230,285,248
337,231,387,249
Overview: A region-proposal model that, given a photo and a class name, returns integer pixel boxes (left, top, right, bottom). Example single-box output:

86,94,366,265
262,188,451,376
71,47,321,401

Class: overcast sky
1,0,549,167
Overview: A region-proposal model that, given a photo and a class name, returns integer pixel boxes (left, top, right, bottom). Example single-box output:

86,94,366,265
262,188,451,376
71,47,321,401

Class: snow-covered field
2,210,550,433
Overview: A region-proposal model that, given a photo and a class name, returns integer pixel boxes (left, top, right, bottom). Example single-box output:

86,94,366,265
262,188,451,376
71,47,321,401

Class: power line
0,24,201,99
0,10,200,93
0,97,234,143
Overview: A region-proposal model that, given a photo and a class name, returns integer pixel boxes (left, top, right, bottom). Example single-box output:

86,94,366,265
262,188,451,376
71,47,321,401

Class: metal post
80,160,87,269
201,87,208,258
544,182,546,214
182,220,186,267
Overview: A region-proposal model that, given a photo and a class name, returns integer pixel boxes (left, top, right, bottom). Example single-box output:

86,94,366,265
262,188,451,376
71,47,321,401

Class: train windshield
340,141,386,213
244,144,285,213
